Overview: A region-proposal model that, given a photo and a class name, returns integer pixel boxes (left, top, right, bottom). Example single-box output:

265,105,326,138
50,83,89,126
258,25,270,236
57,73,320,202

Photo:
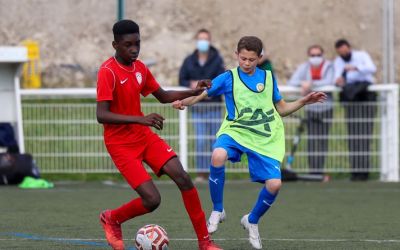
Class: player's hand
197,79,212,89
142,113,165,130
172,100,185,110
192,79,211,95
301,92,327,105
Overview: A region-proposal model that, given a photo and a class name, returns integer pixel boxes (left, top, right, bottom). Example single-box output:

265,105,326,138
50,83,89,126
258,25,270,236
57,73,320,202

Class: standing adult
334,39,377,181
288,45,334,176
179,29,225,182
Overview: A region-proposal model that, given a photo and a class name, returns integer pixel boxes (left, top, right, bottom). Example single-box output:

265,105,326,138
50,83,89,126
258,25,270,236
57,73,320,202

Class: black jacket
179,46,225,102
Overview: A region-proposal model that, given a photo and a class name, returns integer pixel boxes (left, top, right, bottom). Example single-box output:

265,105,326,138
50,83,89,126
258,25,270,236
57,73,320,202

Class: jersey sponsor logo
167,148,173,152
120,78,128,84
230,108,275,137
136,72,142,85
256,83,264,92
209,177,218,185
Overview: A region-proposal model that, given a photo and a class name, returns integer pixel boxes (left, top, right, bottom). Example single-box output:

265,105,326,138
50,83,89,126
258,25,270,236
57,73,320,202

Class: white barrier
19,84,399,181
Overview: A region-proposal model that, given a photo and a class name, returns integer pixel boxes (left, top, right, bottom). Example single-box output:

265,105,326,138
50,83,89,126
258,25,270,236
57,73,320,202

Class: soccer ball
135,224,169,250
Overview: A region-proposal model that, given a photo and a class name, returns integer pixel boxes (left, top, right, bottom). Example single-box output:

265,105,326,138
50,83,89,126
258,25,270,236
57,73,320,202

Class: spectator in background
288,45,334,176
334,39,377,181
0,123,20,153
179,29,225,183
257,48,274,73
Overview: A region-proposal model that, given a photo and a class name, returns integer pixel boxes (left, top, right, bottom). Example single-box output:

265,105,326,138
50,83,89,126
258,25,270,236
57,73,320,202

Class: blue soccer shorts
213,134,281,182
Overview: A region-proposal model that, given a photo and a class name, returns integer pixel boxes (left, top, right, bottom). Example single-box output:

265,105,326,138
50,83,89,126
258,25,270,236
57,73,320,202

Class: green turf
1,181,399,249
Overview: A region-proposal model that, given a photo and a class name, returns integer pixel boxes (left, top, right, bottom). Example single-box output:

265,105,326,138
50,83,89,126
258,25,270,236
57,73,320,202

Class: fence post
179,108,188,171
387,84,399,181
380,90,388,180
380,84,399,181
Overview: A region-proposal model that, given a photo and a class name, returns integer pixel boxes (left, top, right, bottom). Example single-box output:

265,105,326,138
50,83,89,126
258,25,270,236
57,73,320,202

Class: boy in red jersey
97,20,222,250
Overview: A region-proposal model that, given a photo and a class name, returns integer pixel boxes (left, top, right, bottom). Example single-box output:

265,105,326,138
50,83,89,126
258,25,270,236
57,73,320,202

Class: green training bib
216,68,285,162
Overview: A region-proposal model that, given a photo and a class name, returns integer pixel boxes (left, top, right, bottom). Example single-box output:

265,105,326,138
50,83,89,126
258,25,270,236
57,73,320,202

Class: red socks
111,198,149,224
181,187,210,241
109,188,209,242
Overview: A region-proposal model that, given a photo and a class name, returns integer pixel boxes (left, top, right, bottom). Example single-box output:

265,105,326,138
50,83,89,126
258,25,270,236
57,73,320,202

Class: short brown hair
237,36,263,56
307,44,324,55
196,28,211,39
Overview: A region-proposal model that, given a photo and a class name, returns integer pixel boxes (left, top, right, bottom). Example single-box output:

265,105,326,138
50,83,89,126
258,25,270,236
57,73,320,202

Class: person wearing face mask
288,45,334,177
334,39,377,181
179,29,225,183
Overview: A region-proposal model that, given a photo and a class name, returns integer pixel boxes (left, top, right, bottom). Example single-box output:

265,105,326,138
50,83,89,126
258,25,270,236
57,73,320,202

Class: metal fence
19,84,399,181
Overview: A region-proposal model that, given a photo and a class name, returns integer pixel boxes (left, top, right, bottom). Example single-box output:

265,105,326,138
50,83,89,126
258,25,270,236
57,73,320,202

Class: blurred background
0,0,398,87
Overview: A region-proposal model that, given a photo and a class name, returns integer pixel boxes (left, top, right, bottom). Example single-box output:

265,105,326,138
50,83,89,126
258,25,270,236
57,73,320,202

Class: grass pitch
1,180,399,249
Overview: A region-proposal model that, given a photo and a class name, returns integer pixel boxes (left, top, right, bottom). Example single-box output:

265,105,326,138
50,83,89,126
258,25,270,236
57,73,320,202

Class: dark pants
344,103,376,180
340,82,377,180
192,105,221,172
306,109,333,174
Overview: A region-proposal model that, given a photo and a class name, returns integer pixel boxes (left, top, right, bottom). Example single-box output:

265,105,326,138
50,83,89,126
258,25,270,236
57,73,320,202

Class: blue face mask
196,40,210,53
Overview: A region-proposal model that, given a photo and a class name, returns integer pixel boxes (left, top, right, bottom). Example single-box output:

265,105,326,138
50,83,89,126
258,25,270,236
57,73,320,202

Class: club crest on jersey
136,72,142,84
256,83,264,92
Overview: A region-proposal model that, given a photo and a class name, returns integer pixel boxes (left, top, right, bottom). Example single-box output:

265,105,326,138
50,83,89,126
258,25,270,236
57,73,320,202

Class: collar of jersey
113,57,136,72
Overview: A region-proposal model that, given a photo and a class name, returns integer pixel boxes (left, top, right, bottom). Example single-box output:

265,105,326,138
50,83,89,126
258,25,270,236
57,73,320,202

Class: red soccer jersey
96,57,160,145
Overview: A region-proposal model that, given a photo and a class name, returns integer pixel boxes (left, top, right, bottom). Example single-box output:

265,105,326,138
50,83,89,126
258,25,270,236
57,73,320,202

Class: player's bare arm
96,101,165,130
275,91,327,117
152,79,211,103
172,91,208,110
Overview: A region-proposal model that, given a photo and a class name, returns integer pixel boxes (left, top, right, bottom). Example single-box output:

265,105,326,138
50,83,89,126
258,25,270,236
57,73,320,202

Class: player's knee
211,148,227,166
266,179,281,194
143,193,161,211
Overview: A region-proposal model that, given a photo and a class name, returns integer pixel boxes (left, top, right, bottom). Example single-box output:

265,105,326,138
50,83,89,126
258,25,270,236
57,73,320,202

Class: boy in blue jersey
173,36,326,249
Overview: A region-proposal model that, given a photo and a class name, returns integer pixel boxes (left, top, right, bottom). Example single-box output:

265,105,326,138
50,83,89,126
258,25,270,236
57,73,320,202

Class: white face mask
309,56,323,66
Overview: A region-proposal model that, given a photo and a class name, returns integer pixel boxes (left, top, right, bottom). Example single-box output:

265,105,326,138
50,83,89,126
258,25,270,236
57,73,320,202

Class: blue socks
209,165,225,212
248,187,277,224
209,164,277,223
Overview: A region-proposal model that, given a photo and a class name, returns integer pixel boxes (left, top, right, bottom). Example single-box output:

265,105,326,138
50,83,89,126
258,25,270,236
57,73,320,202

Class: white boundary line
1,238,399,243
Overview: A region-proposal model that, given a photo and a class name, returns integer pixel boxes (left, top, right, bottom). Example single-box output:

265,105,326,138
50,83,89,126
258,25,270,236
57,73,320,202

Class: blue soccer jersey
207,67,282,120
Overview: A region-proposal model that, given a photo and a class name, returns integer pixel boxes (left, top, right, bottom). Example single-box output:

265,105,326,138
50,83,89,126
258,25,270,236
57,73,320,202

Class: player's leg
208,134,243,233
100,144,157,250
241,151,282,249
111,180,161,222
100,180,159,250
241,179,280,250
161,158,222,250
248,179,281,224
143,136,222,250
206,147,227,233
209,148,227,212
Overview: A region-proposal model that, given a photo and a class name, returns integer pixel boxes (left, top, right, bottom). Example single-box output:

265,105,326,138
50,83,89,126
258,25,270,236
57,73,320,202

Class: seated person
0,123,40,185
0,123,20,153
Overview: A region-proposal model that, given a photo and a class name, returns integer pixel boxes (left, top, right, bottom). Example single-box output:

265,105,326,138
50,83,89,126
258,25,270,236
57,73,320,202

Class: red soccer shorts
105,133,177,189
